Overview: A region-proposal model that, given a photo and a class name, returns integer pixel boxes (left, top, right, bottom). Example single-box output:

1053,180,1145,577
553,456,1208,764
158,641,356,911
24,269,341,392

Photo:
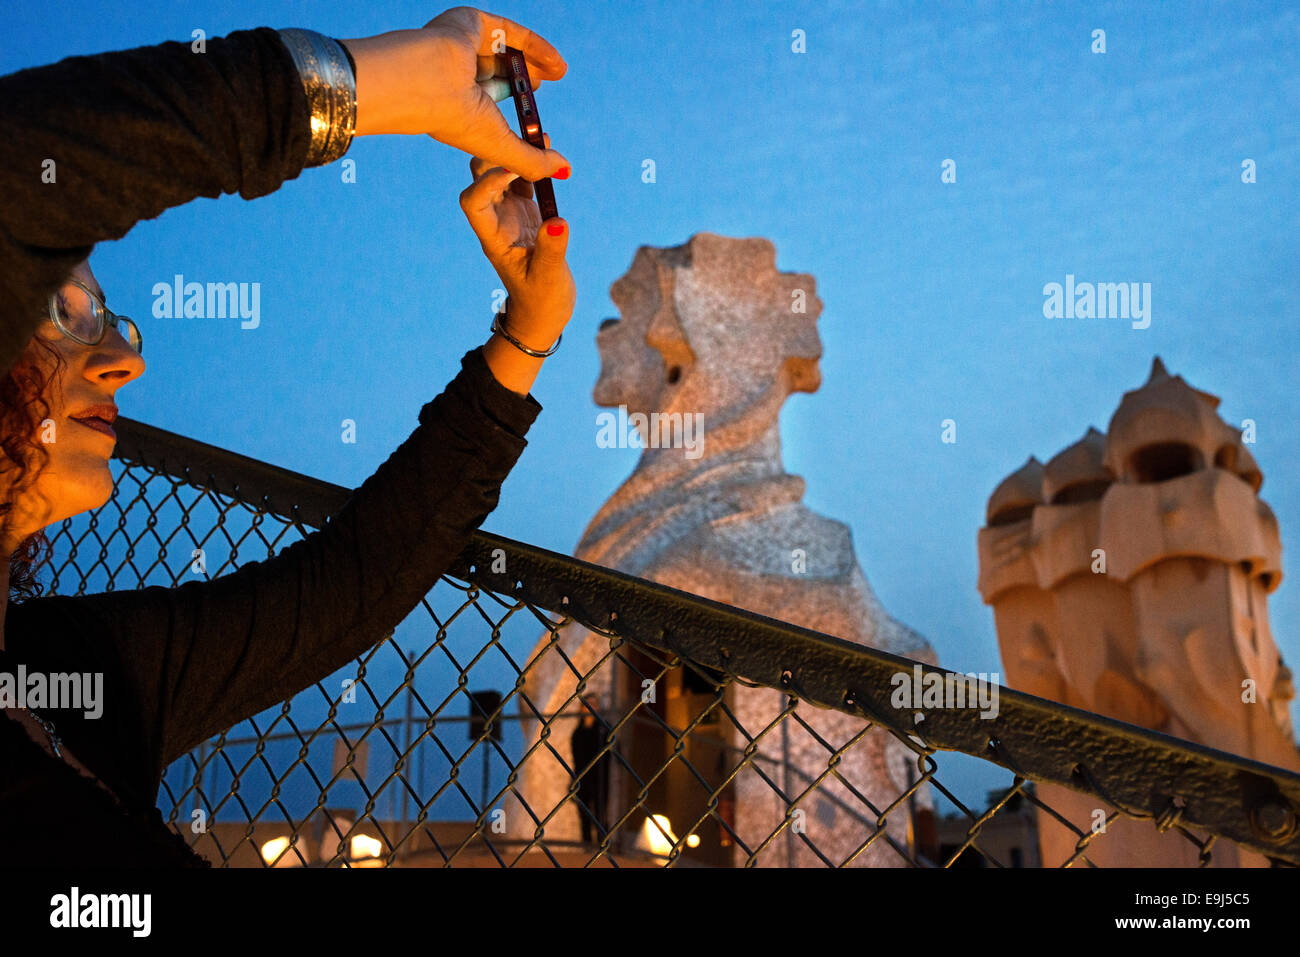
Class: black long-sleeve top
0,29,543,866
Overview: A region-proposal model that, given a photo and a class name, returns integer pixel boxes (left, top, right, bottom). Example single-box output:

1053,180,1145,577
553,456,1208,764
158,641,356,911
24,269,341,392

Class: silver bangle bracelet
278,28,357,168
491,298,561,358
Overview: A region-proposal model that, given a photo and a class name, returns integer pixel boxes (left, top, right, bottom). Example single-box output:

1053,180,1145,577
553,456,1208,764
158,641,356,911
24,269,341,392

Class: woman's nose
85,327,145,385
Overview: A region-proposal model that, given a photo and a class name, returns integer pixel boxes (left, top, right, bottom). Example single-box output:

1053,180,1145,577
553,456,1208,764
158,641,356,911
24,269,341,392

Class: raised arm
0,28,312,374
9,344,543,768
0,9,573,377
0,7,574,769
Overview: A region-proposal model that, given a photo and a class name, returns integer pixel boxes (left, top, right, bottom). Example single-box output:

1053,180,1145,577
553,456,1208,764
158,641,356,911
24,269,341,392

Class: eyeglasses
47,278,143,354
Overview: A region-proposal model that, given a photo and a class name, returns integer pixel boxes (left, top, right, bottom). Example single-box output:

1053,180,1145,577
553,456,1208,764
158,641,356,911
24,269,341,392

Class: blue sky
8,0,1299,815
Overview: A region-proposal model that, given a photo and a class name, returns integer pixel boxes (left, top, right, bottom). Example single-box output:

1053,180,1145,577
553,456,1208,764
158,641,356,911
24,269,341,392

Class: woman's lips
70,415,117,440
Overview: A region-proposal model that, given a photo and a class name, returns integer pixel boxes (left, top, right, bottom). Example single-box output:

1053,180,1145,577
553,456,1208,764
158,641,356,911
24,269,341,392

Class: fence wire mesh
39,417,1300,868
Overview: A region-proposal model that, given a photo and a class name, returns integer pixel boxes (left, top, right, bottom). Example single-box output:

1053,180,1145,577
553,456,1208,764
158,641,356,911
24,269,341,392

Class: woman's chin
52,458,117,519
81,469,116,511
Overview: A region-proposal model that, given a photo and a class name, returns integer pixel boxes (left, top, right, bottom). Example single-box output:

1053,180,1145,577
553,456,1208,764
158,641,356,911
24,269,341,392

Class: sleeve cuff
433,346,543,443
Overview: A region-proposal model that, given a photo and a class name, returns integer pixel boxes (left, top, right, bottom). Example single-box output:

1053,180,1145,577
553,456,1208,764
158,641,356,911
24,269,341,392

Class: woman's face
6,261,145,541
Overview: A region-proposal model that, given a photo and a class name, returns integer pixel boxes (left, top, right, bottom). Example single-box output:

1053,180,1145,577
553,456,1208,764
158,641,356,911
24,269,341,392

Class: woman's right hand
341,7,571,183
460,134,575,353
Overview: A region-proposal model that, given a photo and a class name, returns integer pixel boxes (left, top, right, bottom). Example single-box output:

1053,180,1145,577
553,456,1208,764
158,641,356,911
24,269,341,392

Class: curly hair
1,334,64,603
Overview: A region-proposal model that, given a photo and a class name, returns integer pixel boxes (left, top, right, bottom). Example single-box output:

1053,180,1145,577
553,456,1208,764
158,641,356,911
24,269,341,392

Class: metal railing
42,415,1300,867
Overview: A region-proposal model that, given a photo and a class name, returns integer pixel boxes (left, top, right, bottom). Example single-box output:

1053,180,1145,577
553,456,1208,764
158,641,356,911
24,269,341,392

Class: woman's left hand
341,6,570,184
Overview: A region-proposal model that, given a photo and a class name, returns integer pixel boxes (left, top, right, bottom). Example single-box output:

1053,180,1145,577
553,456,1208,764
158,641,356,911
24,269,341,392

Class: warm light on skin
1,260,145,555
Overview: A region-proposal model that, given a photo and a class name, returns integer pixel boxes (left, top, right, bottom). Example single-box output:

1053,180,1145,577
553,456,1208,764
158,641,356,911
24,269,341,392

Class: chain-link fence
43,416,1300,868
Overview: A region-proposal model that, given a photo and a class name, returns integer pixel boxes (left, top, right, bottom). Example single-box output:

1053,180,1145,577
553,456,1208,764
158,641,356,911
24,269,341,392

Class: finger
504,132,555,191
479,75,512,103
511,175,534,200
460,168,524,261
528,217,569,280
476,54,551,92
469,156,534,198
472,10,567,80
477,75,549,104
516,134,548,196
522,133,548,197
468,155,534,200
436,7,565,79
464,92,569,182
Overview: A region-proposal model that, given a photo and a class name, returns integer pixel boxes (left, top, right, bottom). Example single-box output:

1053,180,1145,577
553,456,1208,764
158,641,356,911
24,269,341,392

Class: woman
0,8,576,865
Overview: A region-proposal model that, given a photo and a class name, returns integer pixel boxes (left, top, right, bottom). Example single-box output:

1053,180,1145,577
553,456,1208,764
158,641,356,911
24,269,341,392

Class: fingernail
553,166,571,180
546,222,565,236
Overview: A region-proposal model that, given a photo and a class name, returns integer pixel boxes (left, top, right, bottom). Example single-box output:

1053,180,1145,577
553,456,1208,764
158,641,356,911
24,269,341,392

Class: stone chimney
978,358,1297,866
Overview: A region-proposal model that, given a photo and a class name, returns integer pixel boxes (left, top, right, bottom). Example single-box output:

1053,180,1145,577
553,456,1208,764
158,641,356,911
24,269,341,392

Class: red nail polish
546,222,565,236
553,166,571,180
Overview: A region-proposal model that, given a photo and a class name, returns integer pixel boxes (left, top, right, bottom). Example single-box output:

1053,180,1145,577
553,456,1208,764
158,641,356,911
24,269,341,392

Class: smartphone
503,45,559,222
